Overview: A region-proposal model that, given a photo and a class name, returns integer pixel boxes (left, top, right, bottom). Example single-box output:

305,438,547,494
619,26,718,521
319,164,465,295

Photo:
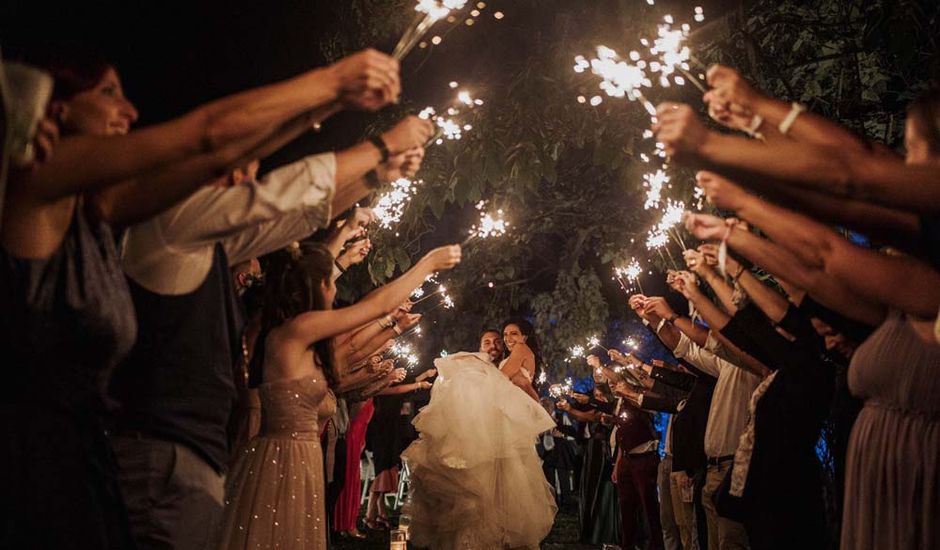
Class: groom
479,328,505,365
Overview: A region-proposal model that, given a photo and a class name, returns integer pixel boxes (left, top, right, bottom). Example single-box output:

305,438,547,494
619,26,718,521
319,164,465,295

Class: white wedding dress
401,352,558,549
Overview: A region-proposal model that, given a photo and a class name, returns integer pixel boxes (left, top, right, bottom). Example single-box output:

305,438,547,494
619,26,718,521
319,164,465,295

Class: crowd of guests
534,65,939,550
1,35,937,550
0,45,462,549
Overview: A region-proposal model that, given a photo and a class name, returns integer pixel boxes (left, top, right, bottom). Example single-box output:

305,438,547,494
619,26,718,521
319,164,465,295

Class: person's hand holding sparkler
389,367,408,384
381,115,436,156
695,170,751,211
654,102,710,161
703,64,765,133
377,147,426,181
628,294,649,314
332,49,401,110
396,313,422,333
683,212,733,241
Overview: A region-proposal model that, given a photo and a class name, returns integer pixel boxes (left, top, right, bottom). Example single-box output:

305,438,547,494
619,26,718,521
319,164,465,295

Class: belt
706,455,735,466
624,450,658,459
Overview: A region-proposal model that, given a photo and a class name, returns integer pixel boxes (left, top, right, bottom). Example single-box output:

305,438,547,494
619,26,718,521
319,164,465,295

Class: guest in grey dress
842,311,940,550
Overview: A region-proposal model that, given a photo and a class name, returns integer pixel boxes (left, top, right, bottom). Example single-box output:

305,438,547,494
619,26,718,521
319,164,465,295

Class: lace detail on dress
730,370,778,497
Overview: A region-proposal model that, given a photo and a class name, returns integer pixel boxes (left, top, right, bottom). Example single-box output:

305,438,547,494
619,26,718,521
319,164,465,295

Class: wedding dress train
402,352,557,549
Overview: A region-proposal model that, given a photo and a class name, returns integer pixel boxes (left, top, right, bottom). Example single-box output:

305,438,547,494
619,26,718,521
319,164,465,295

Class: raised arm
712,181,940,318
24,50,399,203
685,212,887,325
285,245,460,346
655,103,940,215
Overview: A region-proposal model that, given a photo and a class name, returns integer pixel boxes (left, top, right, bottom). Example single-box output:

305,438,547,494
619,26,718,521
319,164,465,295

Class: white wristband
778,102,806,135
744,114,764,139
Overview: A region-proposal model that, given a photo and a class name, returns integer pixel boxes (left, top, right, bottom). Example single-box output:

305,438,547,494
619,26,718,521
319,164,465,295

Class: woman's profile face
62,67,138,136
502,324,527,351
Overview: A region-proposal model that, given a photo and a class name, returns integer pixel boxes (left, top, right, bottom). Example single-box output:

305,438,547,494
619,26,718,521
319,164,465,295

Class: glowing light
467,201,509,240
643,169,669,209
373,178,420,230
569,345,586,359
493,11,504,19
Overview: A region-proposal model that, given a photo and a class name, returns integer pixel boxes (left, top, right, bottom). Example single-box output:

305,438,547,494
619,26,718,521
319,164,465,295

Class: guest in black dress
1,197,138,548
559,383,621,545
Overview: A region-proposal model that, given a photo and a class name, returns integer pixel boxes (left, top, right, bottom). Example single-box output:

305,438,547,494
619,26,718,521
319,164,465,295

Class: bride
402,318,558,549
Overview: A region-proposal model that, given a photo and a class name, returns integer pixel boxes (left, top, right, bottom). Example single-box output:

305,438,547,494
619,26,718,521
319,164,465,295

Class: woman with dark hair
500,317,543,402
217,241,459,549
402,317,557,549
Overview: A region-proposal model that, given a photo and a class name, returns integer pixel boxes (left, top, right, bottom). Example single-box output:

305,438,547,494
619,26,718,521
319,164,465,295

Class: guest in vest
606,398,664,550
108,114,433,549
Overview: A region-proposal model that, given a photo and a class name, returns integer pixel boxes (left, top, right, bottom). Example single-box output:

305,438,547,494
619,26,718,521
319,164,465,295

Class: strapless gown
402,352,557,549
218,375,332,549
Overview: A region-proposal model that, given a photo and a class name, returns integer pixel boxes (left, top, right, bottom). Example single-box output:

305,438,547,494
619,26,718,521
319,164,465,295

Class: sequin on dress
218,375,330,549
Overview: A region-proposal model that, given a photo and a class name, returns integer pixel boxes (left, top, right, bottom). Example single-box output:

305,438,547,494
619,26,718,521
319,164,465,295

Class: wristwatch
369,135,390,163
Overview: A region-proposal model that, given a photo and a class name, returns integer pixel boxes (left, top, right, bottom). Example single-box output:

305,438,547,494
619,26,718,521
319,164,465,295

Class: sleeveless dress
0,201,137,548
402,352,557,549
841,311,940,549
218,374,331,549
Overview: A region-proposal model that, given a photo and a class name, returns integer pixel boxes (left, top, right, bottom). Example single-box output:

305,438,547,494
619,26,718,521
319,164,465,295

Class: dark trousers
542,463,574,506
616,451,664,550
111,436,224,550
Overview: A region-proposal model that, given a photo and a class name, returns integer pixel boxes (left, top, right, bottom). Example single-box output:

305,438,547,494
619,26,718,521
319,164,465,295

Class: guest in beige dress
217,241,461,548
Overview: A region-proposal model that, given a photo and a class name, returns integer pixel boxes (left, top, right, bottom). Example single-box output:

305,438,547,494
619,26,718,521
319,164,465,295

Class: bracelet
378,316,395,330
334,259,347,275
731,265,745,281
365,169,381,189
743,114,764,139
369,136,390,163
778,102,806,135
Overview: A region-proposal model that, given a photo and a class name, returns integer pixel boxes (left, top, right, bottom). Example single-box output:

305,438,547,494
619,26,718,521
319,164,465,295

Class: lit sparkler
575,46,657,117
648,15,707,93
463,201,509,245
393,0,469,61
569,345,586,359
643,169,669,210
373,178,419,231
586,335,610,352
413,284,448,305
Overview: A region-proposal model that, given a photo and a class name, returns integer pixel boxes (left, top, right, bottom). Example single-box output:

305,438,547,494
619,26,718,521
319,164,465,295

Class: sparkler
462,201,509,245
574,46,657,118
387,341,420,370
615,257,645,294
373,178,419,231
419,84,483,145
586,335,610,353
658,199,689,250
648,16,707,93
569,345,586,360
412,284,448,304
643,169,669,210
393,0,469,61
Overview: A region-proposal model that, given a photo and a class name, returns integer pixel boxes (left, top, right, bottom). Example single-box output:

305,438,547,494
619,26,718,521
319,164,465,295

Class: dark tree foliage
328,0,937,382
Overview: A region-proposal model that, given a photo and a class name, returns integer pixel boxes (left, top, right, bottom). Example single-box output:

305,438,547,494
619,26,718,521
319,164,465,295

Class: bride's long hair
502,317,543,390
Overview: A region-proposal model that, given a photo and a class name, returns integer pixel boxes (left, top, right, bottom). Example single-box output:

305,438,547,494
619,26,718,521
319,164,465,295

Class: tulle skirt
402,352,558,549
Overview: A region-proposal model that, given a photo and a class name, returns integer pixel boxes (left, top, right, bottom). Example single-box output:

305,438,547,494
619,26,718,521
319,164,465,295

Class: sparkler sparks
569,345,585,359
394,0,470,60
464,201,509,244
373,178,419,230
575,46,657,117
643,169,669,209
